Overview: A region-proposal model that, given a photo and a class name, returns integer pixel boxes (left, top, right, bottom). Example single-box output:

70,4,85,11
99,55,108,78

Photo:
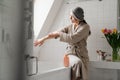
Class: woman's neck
73,23,79,30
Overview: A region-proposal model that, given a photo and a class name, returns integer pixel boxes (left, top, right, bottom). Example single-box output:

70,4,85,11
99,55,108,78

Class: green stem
112,48,120,62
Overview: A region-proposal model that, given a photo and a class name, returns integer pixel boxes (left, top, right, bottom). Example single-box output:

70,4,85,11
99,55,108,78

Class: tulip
112,28,117,34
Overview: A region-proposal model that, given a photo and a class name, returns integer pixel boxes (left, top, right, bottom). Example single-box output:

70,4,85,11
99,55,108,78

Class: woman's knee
68,55,82,66
75,60,82,66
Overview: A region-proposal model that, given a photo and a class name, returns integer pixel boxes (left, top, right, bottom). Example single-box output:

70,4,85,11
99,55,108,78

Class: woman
34,7,91,80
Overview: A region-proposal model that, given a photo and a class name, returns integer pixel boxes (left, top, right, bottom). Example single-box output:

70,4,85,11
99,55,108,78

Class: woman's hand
48,31,60,38
34,38,44,46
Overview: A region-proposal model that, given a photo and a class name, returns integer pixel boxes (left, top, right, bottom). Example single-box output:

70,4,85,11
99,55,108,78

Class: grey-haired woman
34,7,91,80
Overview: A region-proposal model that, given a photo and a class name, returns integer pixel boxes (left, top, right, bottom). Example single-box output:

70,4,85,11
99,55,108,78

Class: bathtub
27,61,71,80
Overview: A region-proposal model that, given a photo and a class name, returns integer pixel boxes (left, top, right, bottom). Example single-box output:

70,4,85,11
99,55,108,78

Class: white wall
118,0,120,31
37,0,117,62
0,0,23,80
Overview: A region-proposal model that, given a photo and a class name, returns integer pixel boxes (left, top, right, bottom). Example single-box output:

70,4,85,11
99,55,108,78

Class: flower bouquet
101,28,120,61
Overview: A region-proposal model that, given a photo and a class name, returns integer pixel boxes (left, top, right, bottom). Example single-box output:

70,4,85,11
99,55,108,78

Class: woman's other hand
48,31,60,38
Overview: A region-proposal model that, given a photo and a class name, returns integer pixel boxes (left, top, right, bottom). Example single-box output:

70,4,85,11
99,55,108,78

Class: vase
112,48,120,62
63,54,69,67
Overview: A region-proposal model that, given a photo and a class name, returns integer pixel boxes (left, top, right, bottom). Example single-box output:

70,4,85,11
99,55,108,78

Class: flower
101,28,120,49
101,28,120,61
112,28,117,34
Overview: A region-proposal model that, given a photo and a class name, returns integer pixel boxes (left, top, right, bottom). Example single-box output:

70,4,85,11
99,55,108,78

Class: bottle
97,54,102,61
64,54,69,67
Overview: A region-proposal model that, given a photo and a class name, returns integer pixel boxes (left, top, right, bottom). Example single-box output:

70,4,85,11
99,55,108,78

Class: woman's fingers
38,41,44,46
34,40,39,46
34,39,44,46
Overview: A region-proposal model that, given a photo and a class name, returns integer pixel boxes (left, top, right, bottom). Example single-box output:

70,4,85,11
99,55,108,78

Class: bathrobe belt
66,45,88,59
66,45,80,49
66,45,81,56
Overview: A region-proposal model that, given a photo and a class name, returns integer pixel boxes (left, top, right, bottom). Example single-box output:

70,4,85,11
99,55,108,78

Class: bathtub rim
29,66,71,79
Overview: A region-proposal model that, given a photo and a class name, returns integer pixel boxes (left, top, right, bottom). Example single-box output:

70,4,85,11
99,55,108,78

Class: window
34,0,54,39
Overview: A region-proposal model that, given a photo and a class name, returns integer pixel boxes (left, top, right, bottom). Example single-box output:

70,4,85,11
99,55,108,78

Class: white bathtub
27,61,71,80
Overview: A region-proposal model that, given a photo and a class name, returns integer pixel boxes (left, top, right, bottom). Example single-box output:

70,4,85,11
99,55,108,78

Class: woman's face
70,15,76,23
70,13,79,24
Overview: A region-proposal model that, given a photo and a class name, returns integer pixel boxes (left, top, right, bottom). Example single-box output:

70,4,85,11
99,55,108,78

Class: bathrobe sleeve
55,25,71,39
59,25,71,33
59,24,90,43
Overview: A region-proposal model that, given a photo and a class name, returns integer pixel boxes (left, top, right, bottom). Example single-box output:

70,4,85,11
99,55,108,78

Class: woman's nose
70,16,72,20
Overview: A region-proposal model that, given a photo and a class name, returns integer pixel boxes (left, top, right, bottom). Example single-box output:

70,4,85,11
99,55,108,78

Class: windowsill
89,61,120,69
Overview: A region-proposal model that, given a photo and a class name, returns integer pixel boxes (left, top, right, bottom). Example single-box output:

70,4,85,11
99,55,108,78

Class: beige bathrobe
59,22,90,80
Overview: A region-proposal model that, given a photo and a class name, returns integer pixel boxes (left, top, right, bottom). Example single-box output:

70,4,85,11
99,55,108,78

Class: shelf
89,61,120,69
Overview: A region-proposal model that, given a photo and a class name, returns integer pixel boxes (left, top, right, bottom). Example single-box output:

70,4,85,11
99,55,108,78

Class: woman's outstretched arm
34,31,60,46
34,25,70,47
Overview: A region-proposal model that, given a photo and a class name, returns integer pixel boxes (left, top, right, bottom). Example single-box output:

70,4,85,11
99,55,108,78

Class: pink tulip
108,29,112,34
104,28,109,34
